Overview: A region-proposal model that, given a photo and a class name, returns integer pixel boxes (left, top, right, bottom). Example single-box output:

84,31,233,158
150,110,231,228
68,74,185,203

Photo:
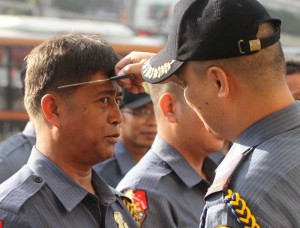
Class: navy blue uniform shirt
203,102,300,227
94,140,136,187
0,147,137,228
0,122,35,183
117,136,217,227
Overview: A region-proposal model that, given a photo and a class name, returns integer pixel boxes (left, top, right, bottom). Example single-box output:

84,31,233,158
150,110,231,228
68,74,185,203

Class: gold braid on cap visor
142,60,176,79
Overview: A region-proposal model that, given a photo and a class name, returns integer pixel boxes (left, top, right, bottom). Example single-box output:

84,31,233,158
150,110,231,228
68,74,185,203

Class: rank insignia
123,189,148,227
114,211,129,228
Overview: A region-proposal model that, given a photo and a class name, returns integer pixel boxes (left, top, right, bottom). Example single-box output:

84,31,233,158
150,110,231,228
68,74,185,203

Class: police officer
0,65,36,184
94,89,156,187
0,34,137,228
117,81,226,227
114,0,300,227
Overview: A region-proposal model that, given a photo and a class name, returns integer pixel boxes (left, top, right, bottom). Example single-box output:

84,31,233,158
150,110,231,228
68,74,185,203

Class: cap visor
122,96,152,109
142,47,183,84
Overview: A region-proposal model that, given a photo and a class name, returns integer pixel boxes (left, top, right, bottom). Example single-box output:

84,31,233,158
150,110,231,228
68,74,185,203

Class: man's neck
226,87,295,142
120,139,148,162
36,140,95,195
160,135,208,179
58,161,95,195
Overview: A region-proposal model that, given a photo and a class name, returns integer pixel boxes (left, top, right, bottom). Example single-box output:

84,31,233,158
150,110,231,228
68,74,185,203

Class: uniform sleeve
0,208,31,228
254,165,300,227
0,159,12,184
144,190,179,228
0,138,31,184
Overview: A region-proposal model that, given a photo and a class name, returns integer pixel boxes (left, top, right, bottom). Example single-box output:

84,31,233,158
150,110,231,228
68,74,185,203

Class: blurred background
0,0,299,141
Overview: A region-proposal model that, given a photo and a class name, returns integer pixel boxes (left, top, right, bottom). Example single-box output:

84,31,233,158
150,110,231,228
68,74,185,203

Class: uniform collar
219,102,300,175
114,141,136,175
27,147,116,212
23,122,36,138
236,101,300,147
151,135,216,188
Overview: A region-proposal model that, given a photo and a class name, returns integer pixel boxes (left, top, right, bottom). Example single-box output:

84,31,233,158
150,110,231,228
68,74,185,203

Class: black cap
142,0,281,83
119,89,152,109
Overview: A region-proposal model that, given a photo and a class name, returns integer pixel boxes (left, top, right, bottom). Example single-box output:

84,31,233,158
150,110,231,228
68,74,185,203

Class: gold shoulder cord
224,189,260,228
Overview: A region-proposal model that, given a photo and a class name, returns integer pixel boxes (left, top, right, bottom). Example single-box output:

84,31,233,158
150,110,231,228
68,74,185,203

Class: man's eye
99,97,109,103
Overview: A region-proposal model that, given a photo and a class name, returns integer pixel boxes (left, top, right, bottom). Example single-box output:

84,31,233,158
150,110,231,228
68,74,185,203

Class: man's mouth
105,133,120,143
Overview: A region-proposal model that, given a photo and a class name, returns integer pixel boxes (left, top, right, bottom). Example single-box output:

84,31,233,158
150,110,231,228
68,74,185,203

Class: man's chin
94,148,114,163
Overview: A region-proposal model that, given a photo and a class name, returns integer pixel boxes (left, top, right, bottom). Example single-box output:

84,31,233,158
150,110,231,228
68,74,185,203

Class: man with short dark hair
114,0,300,227
117,81,225,227
94,89,156,187
0,34,137,228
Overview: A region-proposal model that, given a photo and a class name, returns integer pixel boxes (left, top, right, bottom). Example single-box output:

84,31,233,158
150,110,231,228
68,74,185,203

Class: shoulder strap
201,147,260,228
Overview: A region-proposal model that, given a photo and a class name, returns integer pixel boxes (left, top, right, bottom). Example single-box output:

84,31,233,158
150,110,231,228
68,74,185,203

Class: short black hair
286,60,300,75
24,33,120,117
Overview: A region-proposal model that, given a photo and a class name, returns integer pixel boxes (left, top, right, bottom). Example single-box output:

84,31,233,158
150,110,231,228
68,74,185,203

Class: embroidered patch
123,189,148,227
114,211,129,228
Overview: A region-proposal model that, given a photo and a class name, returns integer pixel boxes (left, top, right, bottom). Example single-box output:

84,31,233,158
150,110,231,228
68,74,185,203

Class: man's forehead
57,73,133,89
93,81,121,95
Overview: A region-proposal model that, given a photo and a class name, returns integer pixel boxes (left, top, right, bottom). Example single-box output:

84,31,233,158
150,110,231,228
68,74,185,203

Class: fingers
117,62,144,77
116,78,132,90
115,51,155,75
132,74,145,93
116,73,145,94
115,55,135,75
115,51,155,93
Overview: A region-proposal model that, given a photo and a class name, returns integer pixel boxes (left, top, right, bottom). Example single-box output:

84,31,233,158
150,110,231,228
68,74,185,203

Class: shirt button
33,175,43,183
162,162,170,169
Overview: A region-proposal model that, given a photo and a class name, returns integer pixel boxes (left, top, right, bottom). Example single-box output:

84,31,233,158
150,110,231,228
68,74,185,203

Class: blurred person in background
94,89,156,187
286,60,300,100
117,81,225,227
0,65,36,184
0,34,137,228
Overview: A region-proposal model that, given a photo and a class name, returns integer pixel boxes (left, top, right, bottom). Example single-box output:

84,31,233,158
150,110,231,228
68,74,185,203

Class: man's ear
207,66,230,98
159,93,177,123
41,94,61,128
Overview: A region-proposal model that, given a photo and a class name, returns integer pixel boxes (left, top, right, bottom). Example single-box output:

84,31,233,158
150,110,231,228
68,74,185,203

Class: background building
0,0,299,140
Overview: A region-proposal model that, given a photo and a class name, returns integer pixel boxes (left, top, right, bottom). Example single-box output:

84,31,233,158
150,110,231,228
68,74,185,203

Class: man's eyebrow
95,89,117,96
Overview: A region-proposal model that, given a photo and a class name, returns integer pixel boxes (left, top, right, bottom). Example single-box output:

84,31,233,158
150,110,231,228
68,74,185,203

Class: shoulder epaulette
0,134,30,157
0,167,45,214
